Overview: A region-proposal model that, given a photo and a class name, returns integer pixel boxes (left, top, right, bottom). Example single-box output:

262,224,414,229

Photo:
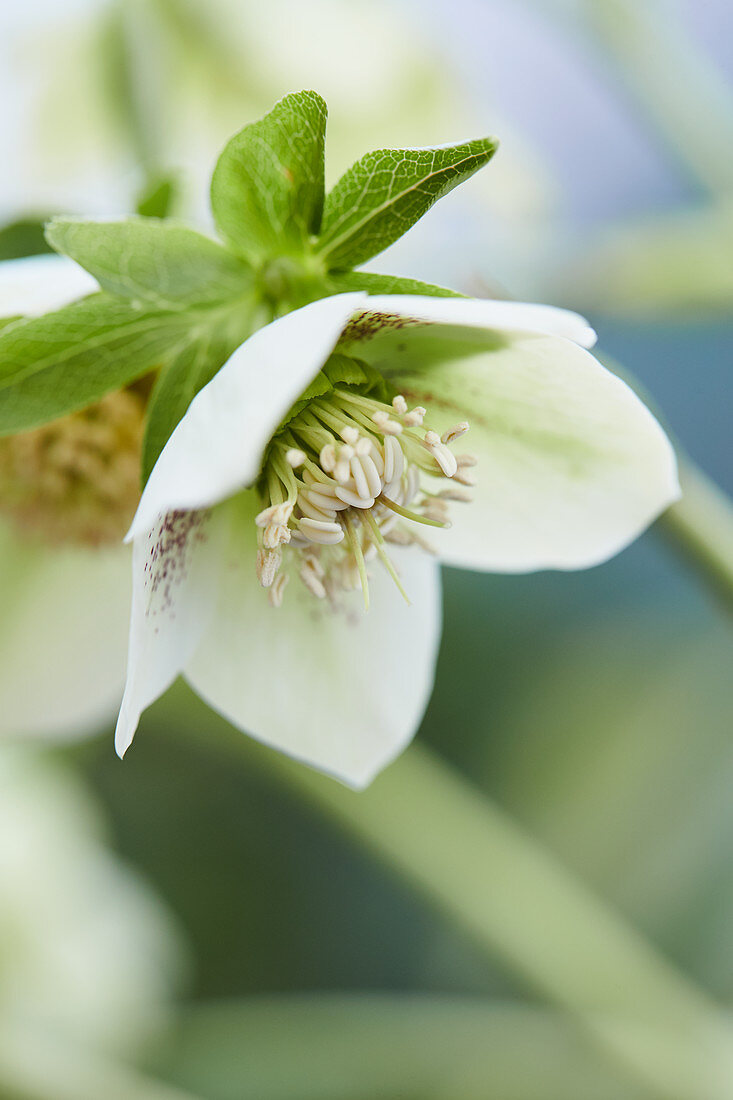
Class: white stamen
304,487,350,512
256,547,281,587
372,410,403,435
350,455,372,500
441,422,469,445
335,485,375,509
404,406,425,427
439,486,474,502
263,522,291,548
456,453,478,468
320,444,336,472
392,395,408,415
256,501,293,528
300,562,327,598
360,454,383,498
286,448,307,468
268,572,289,607
454,468,477,487
341,426,359,445
299,518,345,545
297,494,337,522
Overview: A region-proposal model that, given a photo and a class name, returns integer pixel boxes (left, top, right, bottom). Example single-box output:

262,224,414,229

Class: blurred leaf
330,270,463,297
316,138,498,270
150,996,647,1100
0,295,190,434
0,218,55,261
45,217,252,310
211,91,328,260
137,176,178,220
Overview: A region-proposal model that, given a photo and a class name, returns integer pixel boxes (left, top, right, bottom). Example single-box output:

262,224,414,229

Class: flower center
0,385,147,547
255,386,476,609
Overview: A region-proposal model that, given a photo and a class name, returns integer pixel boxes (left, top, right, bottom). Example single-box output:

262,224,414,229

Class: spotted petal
365,325,679,571
127,293,366,540
115,509,225,756
346,294,597,348
184,493,442,789
0,254,99,316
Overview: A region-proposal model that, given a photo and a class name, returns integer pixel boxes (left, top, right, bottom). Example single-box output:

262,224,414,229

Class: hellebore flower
0,256,137,740
117,291,679,787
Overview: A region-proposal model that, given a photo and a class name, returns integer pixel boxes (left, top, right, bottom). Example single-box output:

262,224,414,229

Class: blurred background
0,0,731,1097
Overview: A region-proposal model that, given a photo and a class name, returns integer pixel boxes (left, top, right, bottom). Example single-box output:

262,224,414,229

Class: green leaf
210,91,328,261
136,173,177,219
46,216,252,310
330,270,464,298
142,321,247,482
316,137,499,270
0,217,55,260
0,294,191,436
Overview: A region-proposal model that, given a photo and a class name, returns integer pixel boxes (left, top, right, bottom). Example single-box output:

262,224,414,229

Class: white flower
0,256,132,742
117,292,680,788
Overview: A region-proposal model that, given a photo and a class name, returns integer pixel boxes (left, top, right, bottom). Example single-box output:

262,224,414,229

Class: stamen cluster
255,386,476,609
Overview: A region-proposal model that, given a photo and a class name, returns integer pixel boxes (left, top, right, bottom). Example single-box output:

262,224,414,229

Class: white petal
115,508,225,757
127,293,366,541
185,494,442,789
387,332,680,571
348,294,597,348
0,255,98,316
0,522,129,739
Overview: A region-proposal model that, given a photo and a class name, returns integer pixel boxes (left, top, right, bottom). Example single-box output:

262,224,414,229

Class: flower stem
223,732,733,1099
658,455,733,611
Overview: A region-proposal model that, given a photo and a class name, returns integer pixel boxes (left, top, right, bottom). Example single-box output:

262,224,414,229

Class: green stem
659,455,733,610
217,730,733,1100
0,1024,201,1100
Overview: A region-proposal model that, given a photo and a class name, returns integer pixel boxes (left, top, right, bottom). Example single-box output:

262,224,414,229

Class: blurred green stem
660,455,733,610
0,1025,201,1100
225,735,733,1099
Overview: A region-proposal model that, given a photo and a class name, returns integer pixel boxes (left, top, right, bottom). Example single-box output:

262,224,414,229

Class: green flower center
256,386,476,609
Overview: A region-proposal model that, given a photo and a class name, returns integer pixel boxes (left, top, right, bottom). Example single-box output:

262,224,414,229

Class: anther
438,486,474,502
263,523,292,548
341,426,359,445
441,422,469,445
298,518,345,545
392,395,408,415
453,468,477,487
256,547,281,587
300,560,327,598
268,572,289,607
335,485,375,509
286,448,307,468
320,444,336,472
403,406,426,427
372,410,403,435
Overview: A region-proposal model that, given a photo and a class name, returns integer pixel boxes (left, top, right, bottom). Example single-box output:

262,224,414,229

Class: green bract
211,90,328,260
45,217,253,309
0,90,499,471
316,138,498,269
